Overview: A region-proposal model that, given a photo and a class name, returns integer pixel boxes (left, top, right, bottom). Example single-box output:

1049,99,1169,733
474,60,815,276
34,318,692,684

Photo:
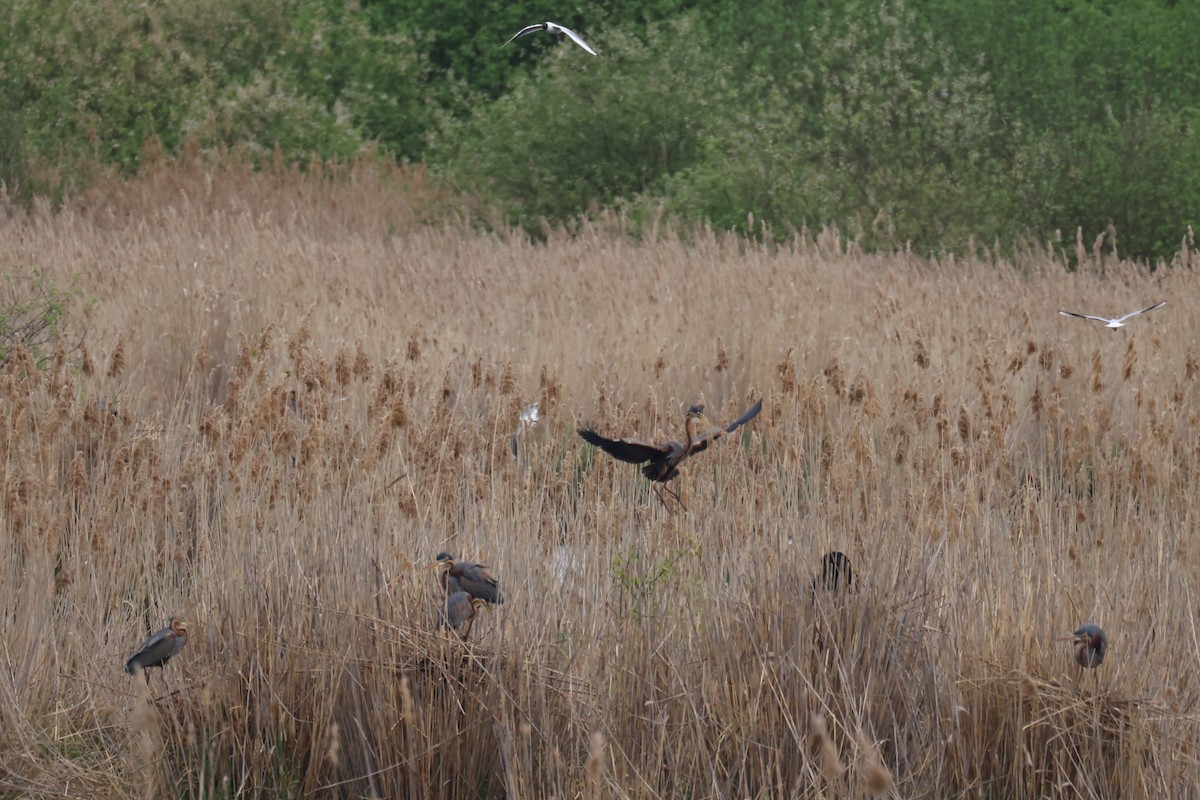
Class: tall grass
1,162,1199,797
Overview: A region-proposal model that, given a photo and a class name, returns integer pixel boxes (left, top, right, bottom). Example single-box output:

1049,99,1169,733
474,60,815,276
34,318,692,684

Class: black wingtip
577,427,602,443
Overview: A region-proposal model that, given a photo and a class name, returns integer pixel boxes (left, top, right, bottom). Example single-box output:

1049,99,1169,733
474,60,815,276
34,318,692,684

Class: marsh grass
1,162,1199,797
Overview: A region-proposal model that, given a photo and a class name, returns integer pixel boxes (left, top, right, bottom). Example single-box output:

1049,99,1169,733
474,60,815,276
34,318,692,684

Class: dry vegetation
2,160,1200,798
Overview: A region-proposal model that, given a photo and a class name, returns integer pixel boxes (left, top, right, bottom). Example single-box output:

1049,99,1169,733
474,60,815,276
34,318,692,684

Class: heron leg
660,483,687,513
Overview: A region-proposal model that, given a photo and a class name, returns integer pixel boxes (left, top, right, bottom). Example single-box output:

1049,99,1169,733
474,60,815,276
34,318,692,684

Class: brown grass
1,161,1199,798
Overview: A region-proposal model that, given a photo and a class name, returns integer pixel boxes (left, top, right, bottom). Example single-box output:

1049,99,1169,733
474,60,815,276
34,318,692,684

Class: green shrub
1014,107,1200,262
188,75,365,162
0,270,82,368
266,1,432,158
0,0,431,178
1,0,208,168
435,15,743,228
662,1,1009,252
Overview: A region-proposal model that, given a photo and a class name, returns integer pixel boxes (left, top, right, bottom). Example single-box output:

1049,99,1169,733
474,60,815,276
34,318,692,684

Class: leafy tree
437,15,742,227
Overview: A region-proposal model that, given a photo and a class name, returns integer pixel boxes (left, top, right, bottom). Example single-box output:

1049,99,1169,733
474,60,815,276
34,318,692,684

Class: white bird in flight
519,403,540,429
1058,300,1166,329
504,22,597,56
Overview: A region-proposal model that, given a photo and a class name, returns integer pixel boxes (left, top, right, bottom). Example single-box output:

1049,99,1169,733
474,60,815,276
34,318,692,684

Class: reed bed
1,162,1199,798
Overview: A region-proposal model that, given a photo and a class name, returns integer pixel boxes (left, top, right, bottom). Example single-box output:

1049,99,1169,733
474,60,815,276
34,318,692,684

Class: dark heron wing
688,399,763,455
125,626,183,673
454,561,503,604
437,552,502,604
577,428,668,465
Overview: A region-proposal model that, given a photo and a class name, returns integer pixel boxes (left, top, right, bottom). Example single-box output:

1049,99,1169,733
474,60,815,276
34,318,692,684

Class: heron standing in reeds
811,551,855,596
125,617,191,680
1070,623,1107,669
433,552,503,604
1064,622,1107,692
440,591,487,637
577,399,763,510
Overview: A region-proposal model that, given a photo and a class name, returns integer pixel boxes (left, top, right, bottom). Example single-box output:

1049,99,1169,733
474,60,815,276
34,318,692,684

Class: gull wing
503,24,545,48
556,24,597,55
689,399,764,454
1058,310,1111,324
578,428,665,464
1114,300,1166,323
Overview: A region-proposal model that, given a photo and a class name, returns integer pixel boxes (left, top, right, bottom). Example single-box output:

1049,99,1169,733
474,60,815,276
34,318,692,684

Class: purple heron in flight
433,552,503,604
125,617,191,679
577,399,762,510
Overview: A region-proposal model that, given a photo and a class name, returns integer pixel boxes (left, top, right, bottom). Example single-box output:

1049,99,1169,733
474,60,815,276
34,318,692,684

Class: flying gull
504,22,597,56
1058,301,1166,329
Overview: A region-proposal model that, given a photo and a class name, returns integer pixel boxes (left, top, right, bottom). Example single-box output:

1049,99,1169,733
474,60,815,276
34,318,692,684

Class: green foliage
264,1,432,157
0,0,1198,261
0,270,82,367
1014,107,1200,261
0,104,32,205
361,0,692,103
0,0,431,177
434,0,1198,259
806,1,1009,250
914,0,1200,132
436,15,741,227
663,1,1011,251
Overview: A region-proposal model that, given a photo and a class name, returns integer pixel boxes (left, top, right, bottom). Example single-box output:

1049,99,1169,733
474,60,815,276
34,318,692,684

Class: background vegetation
1,160,1199,797
2,0,1198,259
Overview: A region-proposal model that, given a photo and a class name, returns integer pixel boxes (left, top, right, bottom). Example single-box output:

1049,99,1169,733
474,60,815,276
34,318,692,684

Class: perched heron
578,399,763,510
1058,301,1165,329
440,591,487,637
433,552,503,604
503,21,597,55
811,551,855,595
125,617,191,679
1070,623,1108,669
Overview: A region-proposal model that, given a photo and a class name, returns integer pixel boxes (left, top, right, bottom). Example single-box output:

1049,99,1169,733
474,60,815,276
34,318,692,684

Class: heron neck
683,415,695,453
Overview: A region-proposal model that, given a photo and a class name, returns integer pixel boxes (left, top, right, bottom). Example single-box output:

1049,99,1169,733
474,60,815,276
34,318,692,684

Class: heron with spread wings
578,399,762,510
